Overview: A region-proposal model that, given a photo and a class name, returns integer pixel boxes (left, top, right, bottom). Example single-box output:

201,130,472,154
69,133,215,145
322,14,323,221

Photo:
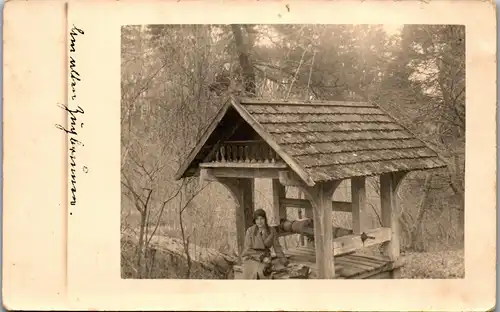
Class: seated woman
241,209,289,279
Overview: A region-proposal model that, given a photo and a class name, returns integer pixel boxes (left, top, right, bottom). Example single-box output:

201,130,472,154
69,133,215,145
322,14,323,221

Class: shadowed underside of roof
238,98,447,182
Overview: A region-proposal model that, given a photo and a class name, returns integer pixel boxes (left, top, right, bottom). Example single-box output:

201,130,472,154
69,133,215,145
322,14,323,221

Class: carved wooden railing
209,140,282,163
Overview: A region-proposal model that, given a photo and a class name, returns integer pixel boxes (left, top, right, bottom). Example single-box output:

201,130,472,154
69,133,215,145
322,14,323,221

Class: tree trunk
231,24,256,96
136,210,147,277
409,174,432,251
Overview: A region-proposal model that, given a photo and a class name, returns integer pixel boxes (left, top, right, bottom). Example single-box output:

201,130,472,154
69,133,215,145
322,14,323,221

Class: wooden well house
175,96,446,279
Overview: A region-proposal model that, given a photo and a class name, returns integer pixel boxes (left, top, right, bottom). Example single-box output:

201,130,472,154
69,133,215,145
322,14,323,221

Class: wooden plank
294,246,316,253
272,179,287,225
351,176,367,234
238,97,375,107
342,255,383,267
338,265,365,277
338,257,380,270
352,253,392,264
200,162,287,169
280,198,352,212
199,167,282,180
349,264,392,279
230,96,316,187
290,248,315,257
333,227,391,256
337,259,376,271
348,254,387,266
245,105,384,115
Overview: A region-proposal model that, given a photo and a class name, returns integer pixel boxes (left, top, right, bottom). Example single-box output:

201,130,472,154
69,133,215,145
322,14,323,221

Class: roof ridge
239,96,373,107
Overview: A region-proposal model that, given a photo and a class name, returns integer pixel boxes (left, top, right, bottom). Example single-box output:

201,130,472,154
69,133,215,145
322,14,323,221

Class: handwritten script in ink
55,25,86,207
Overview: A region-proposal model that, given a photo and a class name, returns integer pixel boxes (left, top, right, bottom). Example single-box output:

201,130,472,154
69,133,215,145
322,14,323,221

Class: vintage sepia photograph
120,24,465,280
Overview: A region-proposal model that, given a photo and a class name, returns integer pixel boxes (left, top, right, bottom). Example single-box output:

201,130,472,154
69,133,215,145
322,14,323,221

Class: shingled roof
175,96,447,185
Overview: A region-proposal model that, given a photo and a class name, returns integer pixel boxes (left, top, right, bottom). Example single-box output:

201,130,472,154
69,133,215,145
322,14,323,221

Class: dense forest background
120,24,465,279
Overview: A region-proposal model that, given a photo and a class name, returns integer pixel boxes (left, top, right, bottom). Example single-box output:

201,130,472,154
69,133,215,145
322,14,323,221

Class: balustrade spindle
250,144,256,163
269,148,275,163
232,145,238,162
220,146,226,162
244,146,250,163
238,146,244,162
208,141,285,164
214,149,220,162
229,145,233,162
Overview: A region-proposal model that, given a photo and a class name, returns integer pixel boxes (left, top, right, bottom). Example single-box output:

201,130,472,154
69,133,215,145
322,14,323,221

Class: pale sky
255,24,403,47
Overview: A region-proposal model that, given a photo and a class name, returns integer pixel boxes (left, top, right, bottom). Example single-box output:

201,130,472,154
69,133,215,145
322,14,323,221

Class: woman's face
255,216,266,228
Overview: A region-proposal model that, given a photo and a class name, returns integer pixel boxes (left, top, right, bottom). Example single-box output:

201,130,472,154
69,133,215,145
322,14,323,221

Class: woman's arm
241,227,256,259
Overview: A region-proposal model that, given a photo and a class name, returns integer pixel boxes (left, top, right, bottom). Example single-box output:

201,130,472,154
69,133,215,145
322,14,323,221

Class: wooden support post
380,172,407,263
272,179,286,225
237,178,255,256
200,171,255,262
308,181,341,279
298,190,307,246
304,192,313,247
351,176,367,234
278,170,344,278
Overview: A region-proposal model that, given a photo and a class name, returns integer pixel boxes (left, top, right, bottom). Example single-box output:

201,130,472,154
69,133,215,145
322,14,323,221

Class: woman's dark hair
253,209,268,225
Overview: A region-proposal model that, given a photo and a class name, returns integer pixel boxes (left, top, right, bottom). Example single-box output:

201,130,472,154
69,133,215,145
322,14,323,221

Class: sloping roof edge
368,100,449,168
174,97,233,180
229,96,316,187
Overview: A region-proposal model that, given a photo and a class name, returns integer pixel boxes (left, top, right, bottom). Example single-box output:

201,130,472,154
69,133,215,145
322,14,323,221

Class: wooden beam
200,162,287,169
238,97,375,108
280,198,352,212
332,227,392,256
380,172,407,261
278,170,307,187
272,179,287,225
199,167,281,180
351,176,367,234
